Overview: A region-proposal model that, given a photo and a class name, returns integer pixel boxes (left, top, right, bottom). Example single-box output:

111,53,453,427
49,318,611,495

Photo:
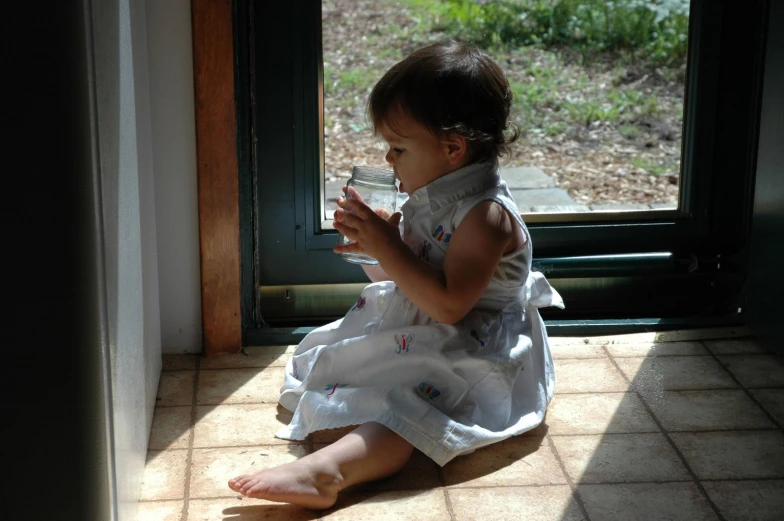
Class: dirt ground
322,0,684,206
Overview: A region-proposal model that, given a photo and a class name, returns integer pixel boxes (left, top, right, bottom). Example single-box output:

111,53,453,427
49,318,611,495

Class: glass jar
336,166,398,265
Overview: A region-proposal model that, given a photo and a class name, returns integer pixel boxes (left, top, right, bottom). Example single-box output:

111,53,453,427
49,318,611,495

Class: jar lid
351,166,396,185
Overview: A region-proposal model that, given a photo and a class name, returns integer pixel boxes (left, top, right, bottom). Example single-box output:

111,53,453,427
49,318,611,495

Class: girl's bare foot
229,422,413,510
228,455,343,510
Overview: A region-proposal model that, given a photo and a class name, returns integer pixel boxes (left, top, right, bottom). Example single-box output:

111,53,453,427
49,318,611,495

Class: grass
324,66,377,97
406,0,689,65
631,157,670,175
619,124,641,140
325,0,685,143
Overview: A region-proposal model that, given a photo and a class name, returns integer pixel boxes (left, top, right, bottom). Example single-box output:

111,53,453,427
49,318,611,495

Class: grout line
704,351,772,357
555,353,710,360
307,433,315,455
545,433,593,521
699,476,784,483
190,442,308,450
437,464,457,521
548,431,662,437
446,479,695,489
603,345,727,521
442,488,458,521
555,387,743,395
548,428,782,437
157,402,280,409
191,401,281,407
180,357,201,521
699,340,784,433
140,476,784,506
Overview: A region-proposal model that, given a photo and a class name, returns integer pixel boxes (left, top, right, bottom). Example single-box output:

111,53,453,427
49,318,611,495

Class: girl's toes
228,475,249,492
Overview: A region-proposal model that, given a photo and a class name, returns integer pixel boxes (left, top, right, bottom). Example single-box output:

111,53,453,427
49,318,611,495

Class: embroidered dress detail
418,381,441,400
418,240,432,262
395,334,413,354
276,160,563,466
432,224,452,245
350,296,366,312
324,383,346,400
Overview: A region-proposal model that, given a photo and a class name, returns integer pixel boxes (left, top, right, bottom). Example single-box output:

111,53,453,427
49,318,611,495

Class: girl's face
378,115,468,194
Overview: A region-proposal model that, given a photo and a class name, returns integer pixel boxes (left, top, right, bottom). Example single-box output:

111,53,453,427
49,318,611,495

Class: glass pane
321,0,689,223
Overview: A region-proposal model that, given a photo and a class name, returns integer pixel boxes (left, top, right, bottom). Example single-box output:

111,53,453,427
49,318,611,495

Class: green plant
619,124,640,139
405,0,690,65
631,156,669,175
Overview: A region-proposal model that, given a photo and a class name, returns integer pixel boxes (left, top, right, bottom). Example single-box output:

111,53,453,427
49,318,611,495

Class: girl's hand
333,195,403,259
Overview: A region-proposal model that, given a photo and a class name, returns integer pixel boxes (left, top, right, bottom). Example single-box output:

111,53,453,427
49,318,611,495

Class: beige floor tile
549,337,593,346
244,344,298,355
614,356,738,392
554,358,629,393
642,390,774,431
140,450,189,501
717,355,784,388
448,486,585,521
550,433,689,484
190,445,308,499
320,490,450,520
572,332,659,345
193,404,299,448
670,431,784,480
158,371,195,407
546,393,658,435
702,480,784,521
578,483,718,521
606,341,707,358
704,338,768,355
550,344,607,359
163,355,199,371
749,389,784,426
200,346,295,370
443,435,566,487
149,406,192,450
650,328,750,343
186,498,318,521
197,368,282,405
135,500,184,521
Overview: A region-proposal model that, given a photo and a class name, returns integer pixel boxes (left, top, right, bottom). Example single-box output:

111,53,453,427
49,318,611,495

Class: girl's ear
443,134,468,165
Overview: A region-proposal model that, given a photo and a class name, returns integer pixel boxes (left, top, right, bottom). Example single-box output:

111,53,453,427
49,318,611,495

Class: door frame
192,0,770,353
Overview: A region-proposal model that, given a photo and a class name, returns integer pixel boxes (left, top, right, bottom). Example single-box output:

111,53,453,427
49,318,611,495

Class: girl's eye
393,148,403,154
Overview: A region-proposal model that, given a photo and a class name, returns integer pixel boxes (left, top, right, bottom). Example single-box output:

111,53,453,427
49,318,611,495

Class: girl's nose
385,150,395,165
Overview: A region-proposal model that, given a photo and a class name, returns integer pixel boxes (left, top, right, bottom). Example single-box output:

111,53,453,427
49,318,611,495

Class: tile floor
137,333,784,521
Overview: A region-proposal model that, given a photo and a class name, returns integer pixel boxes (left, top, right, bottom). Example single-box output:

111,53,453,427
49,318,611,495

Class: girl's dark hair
368,40,519,164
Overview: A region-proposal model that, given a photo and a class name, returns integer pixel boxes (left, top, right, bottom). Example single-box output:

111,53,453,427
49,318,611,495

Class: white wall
92,0,163,519
146,0,203,354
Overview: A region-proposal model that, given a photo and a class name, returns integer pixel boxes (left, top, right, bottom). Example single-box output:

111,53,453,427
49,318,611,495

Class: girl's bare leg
228,422,414,509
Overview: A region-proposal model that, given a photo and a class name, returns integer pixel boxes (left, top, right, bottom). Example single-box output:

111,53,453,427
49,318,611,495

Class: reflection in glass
322,0,689,220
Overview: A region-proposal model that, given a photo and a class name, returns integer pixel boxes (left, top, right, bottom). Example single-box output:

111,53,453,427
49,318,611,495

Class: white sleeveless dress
276,161,564,466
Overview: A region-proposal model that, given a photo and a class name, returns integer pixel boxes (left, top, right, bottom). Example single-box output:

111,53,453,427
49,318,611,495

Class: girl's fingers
333,219,359,239
333,241,363,254
342,198,372,219
345,186,363,201
336,212,363,230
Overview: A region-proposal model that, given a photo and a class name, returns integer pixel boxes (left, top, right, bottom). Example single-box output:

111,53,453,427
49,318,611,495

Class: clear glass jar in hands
334,166,401,265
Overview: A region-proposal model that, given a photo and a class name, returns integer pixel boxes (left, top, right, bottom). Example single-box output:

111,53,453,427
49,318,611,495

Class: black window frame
234,0,770,344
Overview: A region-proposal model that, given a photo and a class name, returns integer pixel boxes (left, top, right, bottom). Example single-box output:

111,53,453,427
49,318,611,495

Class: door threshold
245,316,747,346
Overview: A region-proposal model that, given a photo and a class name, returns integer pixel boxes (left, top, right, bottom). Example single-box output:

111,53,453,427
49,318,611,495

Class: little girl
229,39,563,509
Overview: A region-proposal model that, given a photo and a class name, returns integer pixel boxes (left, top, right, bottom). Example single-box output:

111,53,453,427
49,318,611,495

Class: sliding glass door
234,0,769,338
